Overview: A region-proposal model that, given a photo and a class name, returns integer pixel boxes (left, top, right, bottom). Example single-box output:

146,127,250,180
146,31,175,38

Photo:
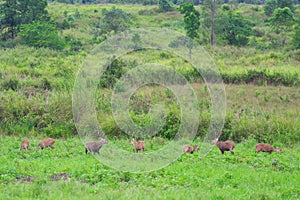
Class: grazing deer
255,143,282,154
213,138,235,155
37,138,55,149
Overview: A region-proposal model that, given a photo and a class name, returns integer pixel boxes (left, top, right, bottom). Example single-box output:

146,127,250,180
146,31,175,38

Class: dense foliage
0,0,49,39
216,6,253,46
179,3,200,39
100,7,131,34
19,21,65,50
158,0,173,11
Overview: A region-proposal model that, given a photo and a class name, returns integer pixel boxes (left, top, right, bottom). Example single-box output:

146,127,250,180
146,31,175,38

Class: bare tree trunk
211,0,215,49
211,7,215,49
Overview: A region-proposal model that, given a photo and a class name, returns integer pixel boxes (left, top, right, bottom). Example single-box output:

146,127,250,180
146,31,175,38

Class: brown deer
19,140,29,151
130,139,145,153
183,144,199,154
37,138,55,149
213,139,235,155
255,143,282,154
85,138,108,154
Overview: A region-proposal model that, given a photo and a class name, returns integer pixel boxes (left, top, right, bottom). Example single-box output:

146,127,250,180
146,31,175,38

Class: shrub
19,21,66,50
98,58,127,89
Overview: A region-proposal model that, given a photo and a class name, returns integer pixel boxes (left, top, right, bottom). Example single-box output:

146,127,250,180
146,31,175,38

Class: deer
183,144,199,154
37,138,55,149
130,139,145,153
19,140,29,151
213,138,235,155
85,138,108,154
255,143,282,154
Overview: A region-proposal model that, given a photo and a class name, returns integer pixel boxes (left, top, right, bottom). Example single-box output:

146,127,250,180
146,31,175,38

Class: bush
98,58,127,89
158,0,173,12
19,21,66,50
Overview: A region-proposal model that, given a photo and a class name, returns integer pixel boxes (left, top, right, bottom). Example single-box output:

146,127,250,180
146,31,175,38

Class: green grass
1,3,300,198
0,136,299,199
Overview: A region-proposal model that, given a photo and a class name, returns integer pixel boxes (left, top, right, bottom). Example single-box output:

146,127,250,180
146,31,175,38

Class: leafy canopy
216,8,253,46
0,0,49,39
179,3,200,40
158,0,173,12
100,7,131,34
264,0,295,16
269,7,295,33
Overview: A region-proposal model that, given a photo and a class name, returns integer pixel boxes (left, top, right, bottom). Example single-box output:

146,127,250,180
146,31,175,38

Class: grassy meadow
0,136,299,199
0,2,300,200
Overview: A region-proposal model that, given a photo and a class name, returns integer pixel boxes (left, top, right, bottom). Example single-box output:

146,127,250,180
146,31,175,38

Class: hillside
0,3,300,144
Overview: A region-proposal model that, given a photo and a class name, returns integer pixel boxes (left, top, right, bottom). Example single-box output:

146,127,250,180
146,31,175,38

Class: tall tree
0,0,19,39
269,7,295,46
100,7,131,34
264,0,295,16
158,0,173,11
264,0,278,16
179,3,200,40
216,7,253,46
203,0,222,49
179,3,200,58
0,0,49,40
18,0,48,24
277,0,294,12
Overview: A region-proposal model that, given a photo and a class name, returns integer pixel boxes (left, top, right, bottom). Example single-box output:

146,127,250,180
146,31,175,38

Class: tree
100,7,131,34
158,0,173,11
0,0,19,39
264,0,295,16
19,21,65,50
82,0,95,3
99,57,126,89
18,0,49,24
0,0,49,40
179,3,200,40
292,21,300,49
277,0,294,12
269,7,295,46
264,0,278,16
179,3,200,58
203,0,222,49
216,7,253,46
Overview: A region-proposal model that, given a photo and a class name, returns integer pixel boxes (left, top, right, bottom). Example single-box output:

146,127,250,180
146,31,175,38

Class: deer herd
19,137,282,156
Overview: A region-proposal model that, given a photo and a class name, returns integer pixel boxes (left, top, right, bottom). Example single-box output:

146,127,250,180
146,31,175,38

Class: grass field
1,3,300,199
0,136,299,199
